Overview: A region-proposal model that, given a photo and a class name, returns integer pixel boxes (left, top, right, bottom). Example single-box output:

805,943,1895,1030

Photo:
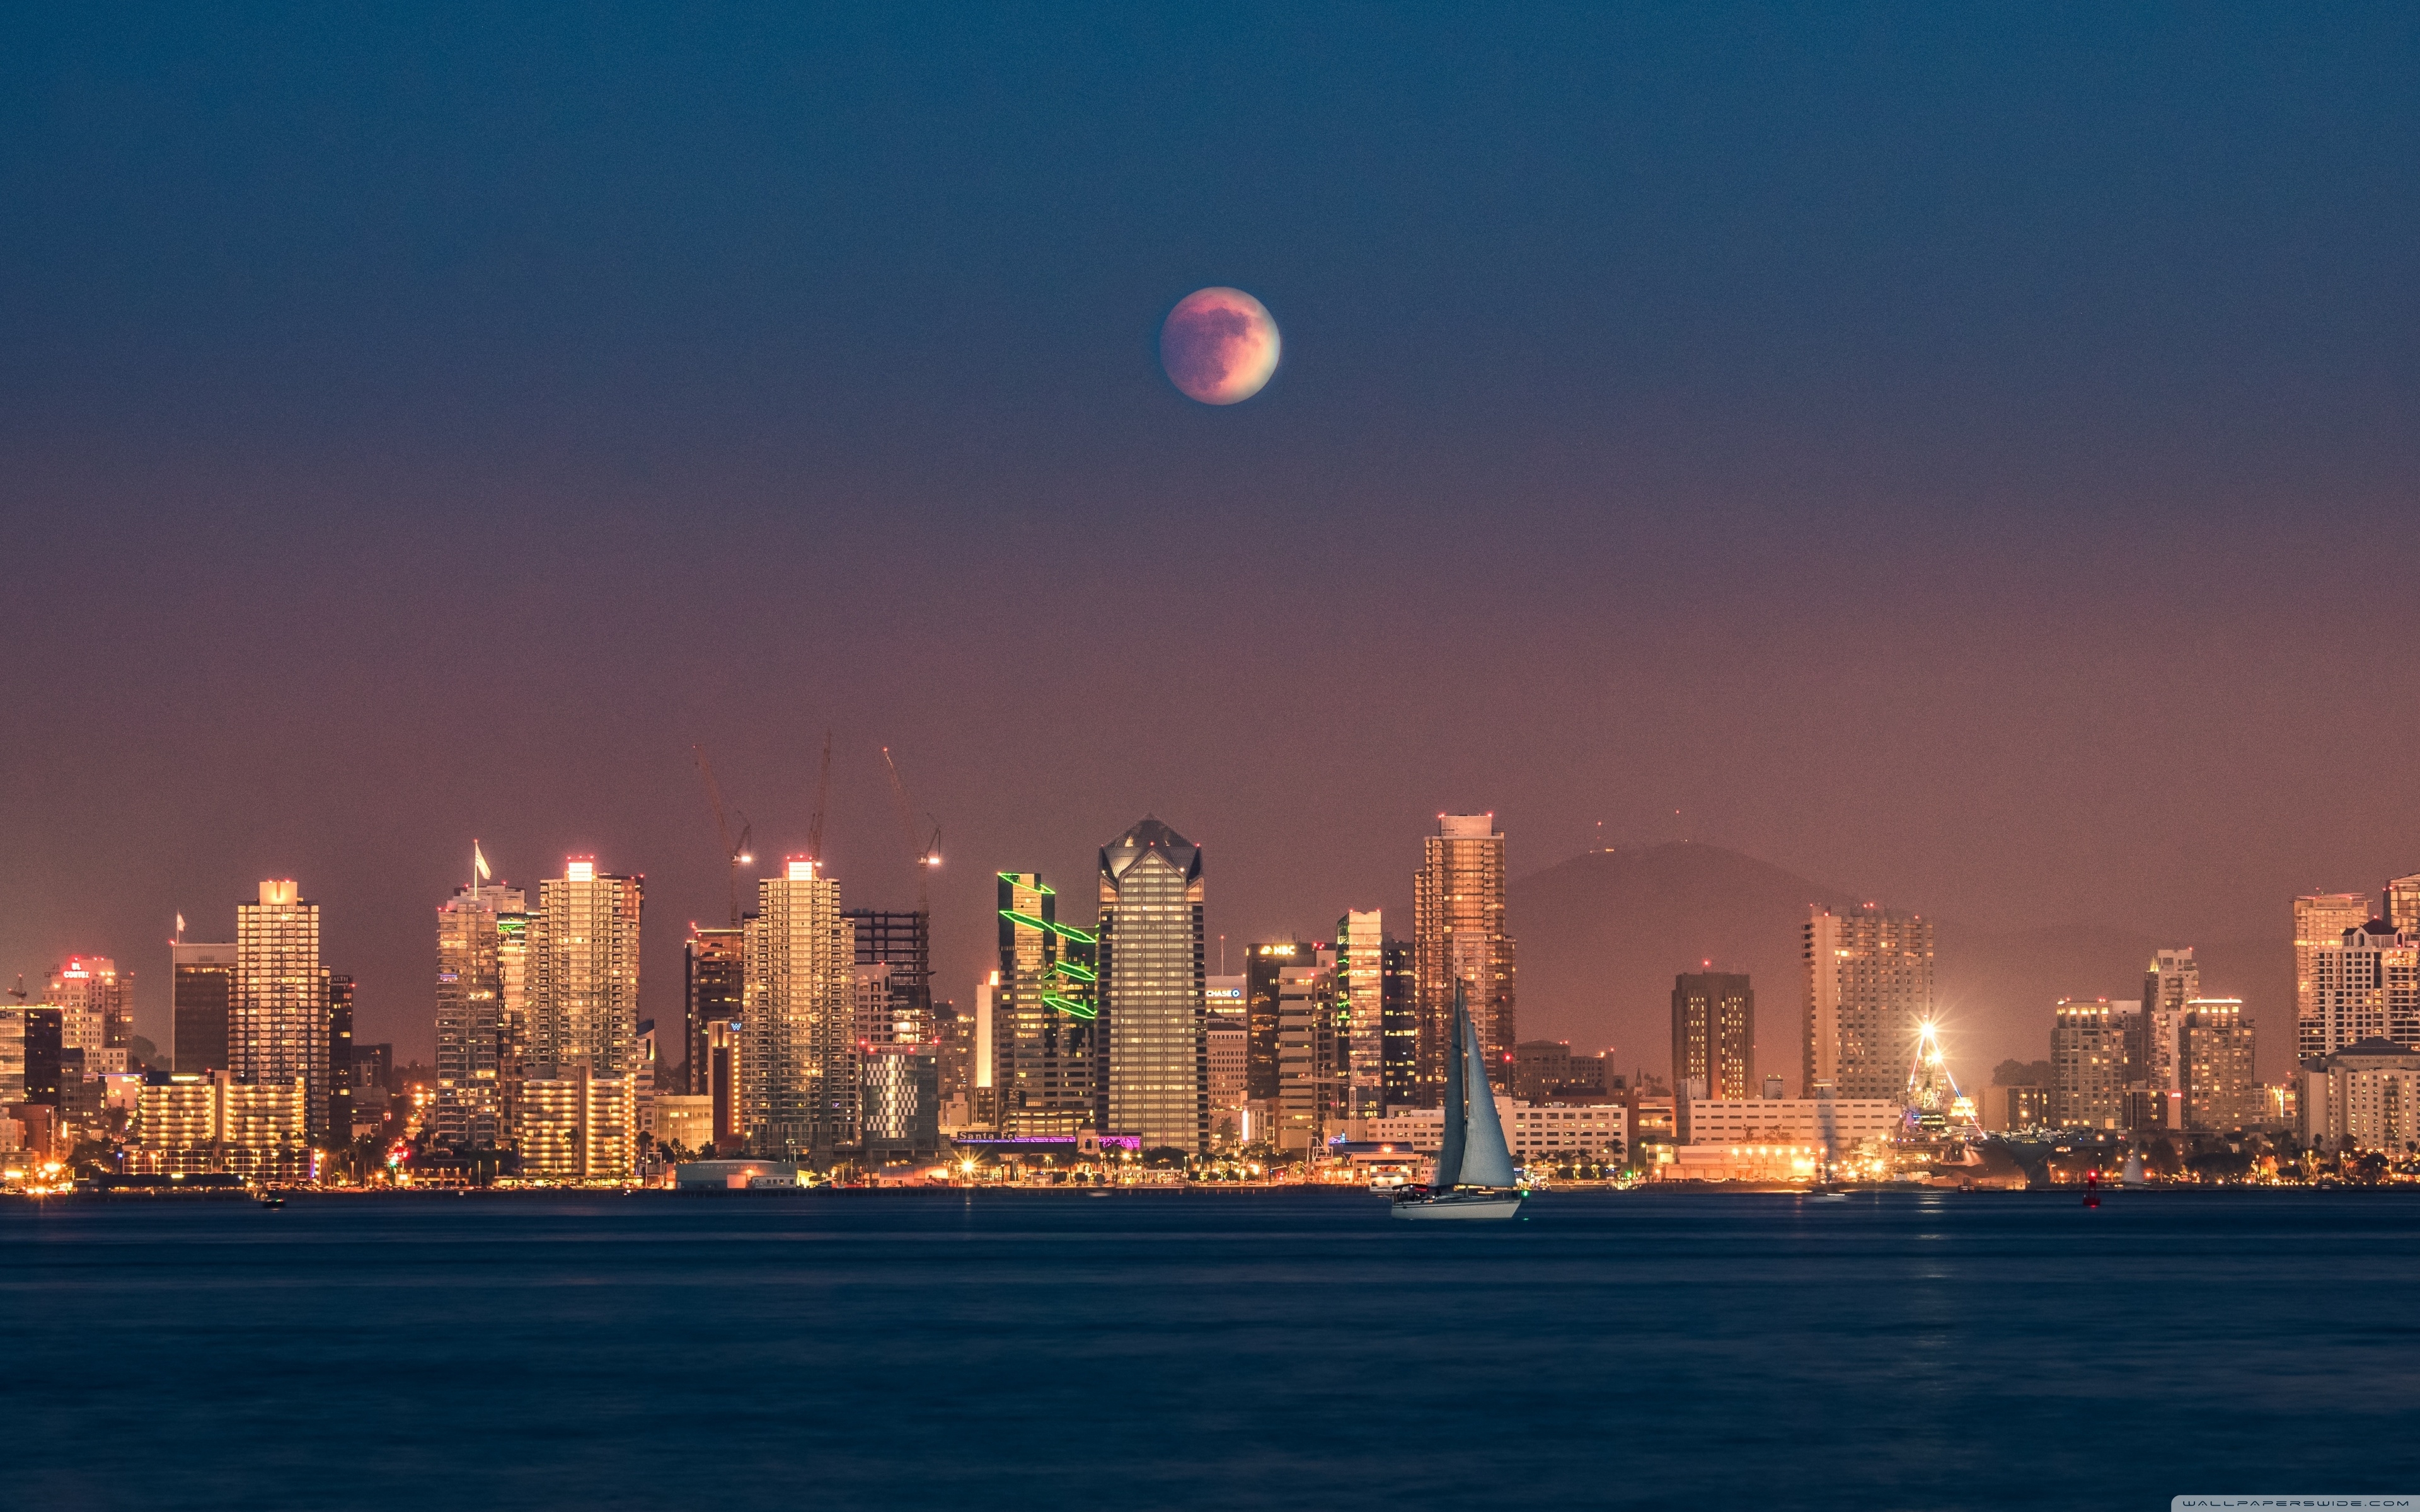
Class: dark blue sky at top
5,6,2419,1071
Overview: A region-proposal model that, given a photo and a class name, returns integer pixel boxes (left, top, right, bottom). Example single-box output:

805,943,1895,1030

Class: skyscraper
2295,892,2371,1030
434,882,523,1150
172,941,236,1074
2138,947,2201,1131
1272,943,1337,1154
843,908,933,1043
2050,999,2124,1130
2389,874,2420,935
1097,818,1209,1155
994,873,1098,1136
1379,939,1417,1111
495,905,532,1145
2305,920,2420,1057
526,859,643,1080
742,860,855,1163
1413,813,1515,1102
2181,999,2255,1131
45,958,131,1054
1671,971,1754,1101
327,973,354,1145
234,880,330,1143
1243,941,1303,1105
1803,904,1934,1101
1335,910,1388,1121
683,927,744,1096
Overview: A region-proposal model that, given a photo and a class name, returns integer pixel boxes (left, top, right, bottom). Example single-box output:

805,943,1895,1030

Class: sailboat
1391,985,1527,1221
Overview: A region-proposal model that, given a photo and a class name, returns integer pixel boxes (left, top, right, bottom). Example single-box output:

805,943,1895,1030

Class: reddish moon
1160,287,1281,404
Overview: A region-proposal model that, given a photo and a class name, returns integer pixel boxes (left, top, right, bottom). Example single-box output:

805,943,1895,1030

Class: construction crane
691,744,754,927
879,745,942,918
805,730,834,870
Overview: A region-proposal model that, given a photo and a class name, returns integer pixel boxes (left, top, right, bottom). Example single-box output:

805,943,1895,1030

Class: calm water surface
4,1188,2412,1511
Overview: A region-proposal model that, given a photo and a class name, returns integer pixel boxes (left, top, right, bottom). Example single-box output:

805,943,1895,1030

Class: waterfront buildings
682,927,744,1097
2180,999,2256,1131
2304,920,2420,1058
743,860,855,1163
2300,1038,2420,1154
234,880,331,1143
2051,998,2126,1130
995,872,1098,1136
861,1042,940,1162
517,1067,637,1181
434,882,523,1150
1414,814,1516,1100
1272,944,1337,1154
1671,971,1754,1101
527,860,643,1082
1513,1041,1613,1102
1676,1093,1901,1147
1802,904,1933,1100
2295,892,2373,1031
1351,1096,1623,1164
127,1070,311,1180
1097,818,1209,1155
2138,948,2199,1131
173,942,236,1074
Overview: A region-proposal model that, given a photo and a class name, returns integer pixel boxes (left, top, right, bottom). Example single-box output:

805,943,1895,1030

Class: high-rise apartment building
527,860,643,1080
495,906,532,1144
2137,947,2201,1131
234,880,331,1143
1803,905,1934,1101
2181,999,2256,1131
434,883,524,1150
1413,814,1515,1102
1380,939,1417,1110
995,873,1099,1135
1335,911,1388,1121
2050,998,2125,1130
1672,971,1754,1101
1098,818,1209,1155
173,942,237,1074
45,958,131,1053
2388,874,2420,936
2295,893,2372,1031
742,860,855,1163
2305,920,2420,1057
1205,993,1247,1142
683,927,744,1097
327,972,354,1145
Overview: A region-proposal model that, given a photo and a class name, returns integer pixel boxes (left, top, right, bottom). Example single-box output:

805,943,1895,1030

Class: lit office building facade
1672,971,1754,1101
996,871,1099,1135
683,927,744,1098
1335,910,1388,1121
2136,947,2201,1131
234,880,331,1143
173,942,237,1074
743,861,855,1163
1097,819,1209,1154
1414,814,1516,1102
1273,945,1337,1154
434,882,524,1150
1802,904,1934,1101
45,958,131,1055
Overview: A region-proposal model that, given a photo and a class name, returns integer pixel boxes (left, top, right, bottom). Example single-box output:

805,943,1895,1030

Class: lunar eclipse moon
1159,287,1281,404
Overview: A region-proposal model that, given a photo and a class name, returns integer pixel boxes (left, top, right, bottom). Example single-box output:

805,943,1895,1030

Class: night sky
6,7,2420,1067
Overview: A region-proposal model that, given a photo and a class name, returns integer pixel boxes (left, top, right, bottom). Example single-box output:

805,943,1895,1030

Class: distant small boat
2121,1150,2147,1188
1391,985,1526,1222
257,1194,285,1209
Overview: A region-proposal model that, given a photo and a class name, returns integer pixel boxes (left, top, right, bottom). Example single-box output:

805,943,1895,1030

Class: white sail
1455,1000,1518,1189
1433,983,1468,1188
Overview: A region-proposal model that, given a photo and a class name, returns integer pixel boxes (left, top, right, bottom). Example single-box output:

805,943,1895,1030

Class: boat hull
1388,1189,1526,1221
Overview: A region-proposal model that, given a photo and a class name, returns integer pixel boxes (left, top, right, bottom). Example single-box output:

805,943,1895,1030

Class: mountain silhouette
1507,843,2293,1093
